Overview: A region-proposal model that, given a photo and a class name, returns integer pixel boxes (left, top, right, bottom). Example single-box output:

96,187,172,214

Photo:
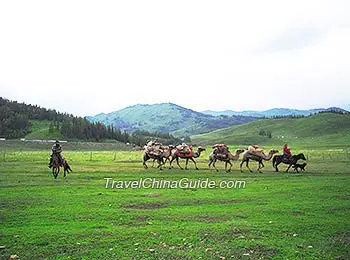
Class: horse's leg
53,167,59,179
274,160,280,172
286,163,294,172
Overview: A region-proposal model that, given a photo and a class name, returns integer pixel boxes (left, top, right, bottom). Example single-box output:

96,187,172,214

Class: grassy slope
25,120,64,140
191,113,350,148
0,150,349,259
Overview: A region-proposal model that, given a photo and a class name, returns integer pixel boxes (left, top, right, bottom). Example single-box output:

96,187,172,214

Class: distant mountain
202,107,349,118
86,103,258,137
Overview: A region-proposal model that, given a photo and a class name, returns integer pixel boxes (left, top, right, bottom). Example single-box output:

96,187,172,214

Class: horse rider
282,143,292,160
48,140,64,168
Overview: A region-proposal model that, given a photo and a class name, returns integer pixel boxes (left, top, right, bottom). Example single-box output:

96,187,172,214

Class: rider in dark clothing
48,140,63,168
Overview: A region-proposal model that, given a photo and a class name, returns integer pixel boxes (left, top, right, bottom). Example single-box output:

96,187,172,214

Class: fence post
114,152,116,161
90,151,92,161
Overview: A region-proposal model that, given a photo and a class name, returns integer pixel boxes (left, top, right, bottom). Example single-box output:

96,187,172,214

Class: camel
51,154,72,179
151,145,175,167
143,151,164,170
240,149,279,173
169,146,206,170
208,149,245,172
272,153,306,173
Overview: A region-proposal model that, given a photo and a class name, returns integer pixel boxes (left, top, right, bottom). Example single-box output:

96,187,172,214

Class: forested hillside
0,97,181,145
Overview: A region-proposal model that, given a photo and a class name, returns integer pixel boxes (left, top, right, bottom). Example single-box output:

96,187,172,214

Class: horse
51,154,72,179
272,153,306,173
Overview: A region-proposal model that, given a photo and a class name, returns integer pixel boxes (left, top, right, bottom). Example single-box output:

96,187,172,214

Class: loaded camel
240,149,279,173
151,145,175,167
142,141,168,170
169,146,206,170
209,148,245,172
143,150,164,170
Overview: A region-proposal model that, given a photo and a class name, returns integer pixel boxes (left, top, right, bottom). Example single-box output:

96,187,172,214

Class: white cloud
0,0,349,116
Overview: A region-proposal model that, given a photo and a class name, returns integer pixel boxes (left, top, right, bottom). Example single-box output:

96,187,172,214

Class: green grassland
191,113,350,149
0,147,349,259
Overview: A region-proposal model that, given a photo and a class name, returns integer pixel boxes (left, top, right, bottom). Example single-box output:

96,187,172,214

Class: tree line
0,97,182,145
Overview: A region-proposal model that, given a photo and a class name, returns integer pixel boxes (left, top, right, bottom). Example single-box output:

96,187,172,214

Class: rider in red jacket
282,143,291,159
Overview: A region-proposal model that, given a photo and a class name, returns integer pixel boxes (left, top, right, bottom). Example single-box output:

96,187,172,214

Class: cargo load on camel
247,145,266,158
212,143,229,159
175,143,193,157
144,141,164,157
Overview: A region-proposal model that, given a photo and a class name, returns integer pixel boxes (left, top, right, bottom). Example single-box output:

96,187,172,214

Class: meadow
0,146,349,259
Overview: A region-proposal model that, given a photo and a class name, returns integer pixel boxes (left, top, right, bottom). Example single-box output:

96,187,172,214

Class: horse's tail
272,155,277,167
66,162,72,172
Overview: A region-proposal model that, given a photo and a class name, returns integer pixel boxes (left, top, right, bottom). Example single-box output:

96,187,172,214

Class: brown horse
272,153,306,173
51,154,72,179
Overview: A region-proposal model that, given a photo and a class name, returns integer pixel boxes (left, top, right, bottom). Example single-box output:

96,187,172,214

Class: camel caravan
143,141,206,170
142,141,307,173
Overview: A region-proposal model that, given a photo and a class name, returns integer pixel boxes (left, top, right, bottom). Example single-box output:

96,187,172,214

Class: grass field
0,148,349,259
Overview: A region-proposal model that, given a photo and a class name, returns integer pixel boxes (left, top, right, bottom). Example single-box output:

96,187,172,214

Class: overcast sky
1,0,349,117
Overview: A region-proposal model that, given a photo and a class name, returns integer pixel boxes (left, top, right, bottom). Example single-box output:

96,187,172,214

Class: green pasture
191,113,350,149
0,148,349,259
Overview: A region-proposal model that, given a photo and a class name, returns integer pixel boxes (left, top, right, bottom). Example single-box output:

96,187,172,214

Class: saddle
281,154,292,163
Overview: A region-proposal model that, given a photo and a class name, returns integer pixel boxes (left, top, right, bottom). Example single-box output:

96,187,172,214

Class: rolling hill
202,107,348,117
86,103,258,137
191,112,350,148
